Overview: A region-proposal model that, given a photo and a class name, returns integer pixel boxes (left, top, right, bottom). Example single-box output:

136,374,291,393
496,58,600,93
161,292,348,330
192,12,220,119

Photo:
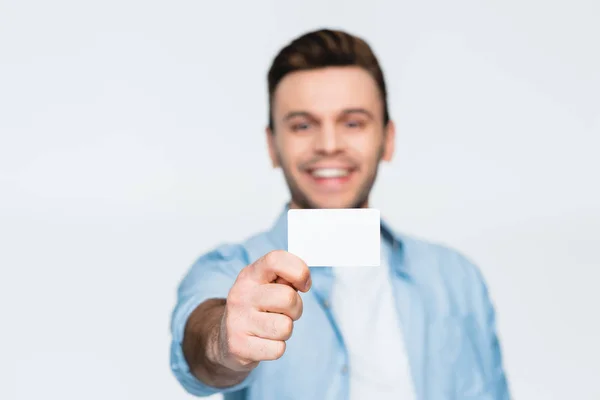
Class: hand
213,250,311,372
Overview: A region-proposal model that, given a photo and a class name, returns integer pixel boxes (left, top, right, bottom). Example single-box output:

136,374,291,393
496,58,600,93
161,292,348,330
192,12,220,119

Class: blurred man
169,29,510,400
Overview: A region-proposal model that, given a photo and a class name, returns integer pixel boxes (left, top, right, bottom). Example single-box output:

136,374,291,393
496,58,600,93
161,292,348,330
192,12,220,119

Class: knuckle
294,297,304,319
283,289,297,308
263,251,278,267
227,290,245,308
270,316,293,339
237,265,257,286
237,266,251,281
281,317,293,337
229,284,256,309
273,341,286,359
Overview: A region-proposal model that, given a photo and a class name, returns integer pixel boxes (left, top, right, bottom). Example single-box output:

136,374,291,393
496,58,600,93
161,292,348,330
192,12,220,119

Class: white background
1,0,599,399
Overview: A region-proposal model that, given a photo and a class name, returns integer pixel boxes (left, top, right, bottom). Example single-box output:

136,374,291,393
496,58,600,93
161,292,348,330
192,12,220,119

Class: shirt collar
266,203,411,277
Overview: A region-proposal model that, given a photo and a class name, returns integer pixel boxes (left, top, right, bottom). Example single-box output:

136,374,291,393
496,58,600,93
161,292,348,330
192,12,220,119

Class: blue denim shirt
170,208,510,399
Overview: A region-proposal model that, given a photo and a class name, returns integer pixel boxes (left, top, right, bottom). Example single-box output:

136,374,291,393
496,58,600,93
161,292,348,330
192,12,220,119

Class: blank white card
287,208,380,267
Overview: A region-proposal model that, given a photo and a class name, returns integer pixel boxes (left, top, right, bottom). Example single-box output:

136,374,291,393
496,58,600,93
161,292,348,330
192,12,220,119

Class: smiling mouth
309,168,352,178
303,167,357,190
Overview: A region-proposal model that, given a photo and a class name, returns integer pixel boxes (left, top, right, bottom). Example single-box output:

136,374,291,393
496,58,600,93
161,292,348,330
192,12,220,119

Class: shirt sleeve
464,257,512,399
169,244,258,397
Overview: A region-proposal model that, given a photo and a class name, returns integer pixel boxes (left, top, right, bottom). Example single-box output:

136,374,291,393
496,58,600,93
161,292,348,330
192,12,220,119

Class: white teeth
311,168,350,178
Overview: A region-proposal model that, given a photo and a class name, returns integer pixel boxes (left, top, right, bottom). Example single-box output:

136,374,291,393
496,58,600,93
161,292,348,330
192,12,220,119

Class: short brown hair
267,28,390,130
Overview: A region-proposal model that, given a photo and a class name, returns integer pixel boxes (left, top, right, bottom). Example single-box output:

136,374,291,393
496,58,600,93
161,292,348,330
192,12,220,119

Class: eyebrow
282,108,375,122
341,108,375,119
283,111,313,121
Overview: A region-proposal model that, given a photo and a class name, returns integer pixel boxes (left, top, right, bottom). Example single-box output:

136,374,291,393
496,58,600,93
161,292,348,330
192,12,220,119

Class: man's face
266,66,395,209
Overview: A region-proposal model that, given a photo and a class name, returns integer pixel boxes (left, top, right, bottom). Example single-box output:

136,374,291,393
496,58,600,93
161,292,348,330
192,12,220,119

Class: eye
345,120,364,129
292,122,311,132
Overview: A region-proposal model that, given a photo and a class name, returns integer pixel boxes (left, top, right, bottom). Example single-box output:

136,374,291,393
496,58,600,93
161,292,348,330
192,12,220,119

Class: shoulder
190,229,274,271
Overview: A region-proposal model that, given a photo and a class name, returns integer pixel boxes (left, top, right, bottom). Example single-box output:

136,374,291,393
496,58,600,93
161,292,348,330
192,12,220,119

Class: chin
304,195,366,209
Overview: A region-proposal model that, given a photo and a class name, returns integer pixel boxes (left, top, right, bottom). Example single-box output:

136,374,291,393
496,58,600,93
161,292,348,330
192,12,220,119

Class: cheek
347,135,383,163
277,136,311,168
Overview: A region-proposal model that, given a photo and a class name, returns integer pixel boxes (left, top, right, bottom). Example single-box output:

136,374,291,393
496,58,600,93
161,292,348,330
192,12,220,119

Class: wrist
205,318,224,367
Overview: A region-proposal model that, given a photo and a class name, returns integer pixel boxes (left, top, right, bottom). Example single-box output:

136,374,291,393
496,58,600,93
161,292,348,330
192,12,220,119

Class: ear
265,126,280,168
381,120,396,162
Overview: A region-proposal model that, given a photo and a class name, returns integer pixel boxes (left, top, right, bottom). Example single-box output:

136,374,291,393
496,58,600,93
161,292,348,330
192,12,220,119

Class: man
169,29,510,399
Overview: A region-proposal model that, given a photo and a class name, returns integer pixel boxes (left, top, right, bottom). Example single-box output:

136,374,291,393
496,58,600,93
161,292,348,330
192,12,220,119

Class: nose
314,122,344,154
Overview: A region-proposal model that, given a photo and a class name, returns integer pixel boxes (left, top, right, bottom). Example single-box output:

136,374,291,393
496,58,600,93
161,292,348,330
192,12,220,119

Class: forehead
272,66,382,118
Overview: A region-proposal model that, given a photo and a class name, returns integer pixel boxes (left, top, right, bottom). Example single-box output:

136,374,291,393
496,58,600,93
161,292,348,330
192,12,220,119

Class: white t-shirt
330,241,416,400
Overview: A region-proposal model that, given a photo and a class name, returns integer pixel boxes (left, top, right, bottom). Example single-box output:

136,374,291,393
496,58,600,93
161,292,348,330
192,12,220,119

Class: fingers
252,283,304,320
274,276,293,286
222,250,310,367
247,310,294,341
249,250,312,292
229,334,287,362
